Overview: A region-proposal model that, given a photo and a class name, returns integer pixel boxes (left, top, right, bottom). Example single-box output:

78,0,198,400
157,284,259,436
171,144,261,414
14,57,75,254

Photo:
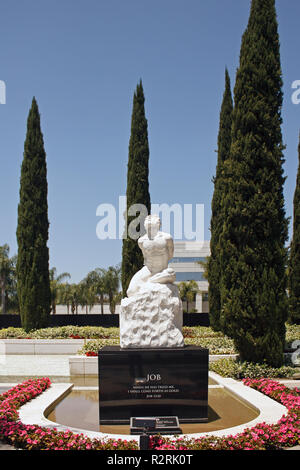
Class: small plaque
155,416,180,428
131,417,157,431
130,416,182,435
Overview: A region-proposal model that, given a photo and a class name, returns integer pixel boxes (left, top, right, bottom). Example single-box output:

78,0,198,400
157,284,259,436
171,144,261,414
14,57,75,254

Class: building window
170,257,207,263
202,293,209,302
175,272,205,282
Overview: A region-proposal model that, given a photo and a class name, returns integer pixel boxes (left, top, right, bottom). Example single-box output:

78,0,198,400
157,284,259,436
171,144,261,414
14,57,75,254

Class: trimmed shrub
209,357,297,379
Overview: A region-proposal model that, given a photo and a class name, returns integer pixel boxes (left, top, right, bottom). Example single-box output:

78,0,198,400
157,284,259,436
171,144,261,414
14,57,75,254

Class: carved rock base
119,283,184,349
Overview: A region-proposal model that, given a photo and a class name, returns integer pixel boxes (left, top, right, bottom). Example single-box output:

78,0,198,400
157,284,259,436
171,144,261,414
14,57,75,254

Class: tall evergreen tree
16,97,51,331
208,68,233,331
288,133,300,324
121,81,151,296
219,0,288,367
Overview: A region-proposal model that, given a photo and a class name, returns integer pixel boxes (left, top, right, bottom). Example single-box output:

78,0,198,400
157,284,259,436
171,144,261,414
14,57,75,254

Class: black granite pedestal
98,346,209,425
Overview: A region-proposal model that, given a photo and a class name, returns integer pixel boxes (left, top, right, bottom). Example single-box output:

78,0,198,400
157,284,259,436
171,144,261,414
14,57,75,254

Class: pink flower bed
1,377,299,450
150,378,300,450
0,378,138,450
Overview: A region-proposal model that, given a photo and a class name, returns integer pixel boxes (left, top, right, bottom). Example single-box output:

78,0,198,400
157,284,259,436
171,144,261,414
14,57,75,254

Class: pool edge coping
14,372,289,445
18,382,139,444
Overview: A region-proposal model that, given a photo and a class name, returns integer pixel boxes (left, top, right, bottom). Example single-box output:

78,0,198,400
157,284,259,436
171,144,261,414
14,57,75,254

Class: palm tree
103,265,121,313
68,283,81,314
178,280,199,313
77,278,98,314
0,244,16,314
57,282,73,314
49,267,71,314
84,268,107,314
84,265,121,314
109,291,122,314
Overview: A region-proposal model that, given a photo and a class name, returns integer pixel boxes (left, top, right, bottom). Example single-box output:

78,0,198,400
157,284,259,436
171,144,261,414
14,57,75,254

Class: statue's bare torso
127,227,176,297
139,231,173,274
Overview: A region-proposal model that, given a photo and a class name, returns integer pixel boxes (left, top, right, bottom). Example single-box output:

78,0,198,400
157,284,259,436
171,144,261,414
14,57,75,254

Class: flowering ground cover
0,378,138,450
149,378,300,450
0,377,299,450
0,324,299,358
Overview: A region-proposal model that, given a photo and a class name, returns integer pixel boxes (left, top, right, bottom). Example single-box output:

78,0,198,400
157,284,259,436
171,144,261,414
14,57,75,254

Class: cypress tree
219,0,288,367
288,133,300,324
121,81,151,297
208,68,233,331
16,97,51,331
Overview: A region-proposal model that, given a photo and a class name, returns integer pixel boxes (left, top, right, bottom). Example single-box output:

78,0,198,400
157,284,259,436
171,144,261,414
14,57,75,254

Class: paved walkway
0,441,16,450
0,354,70,377
276,379,300,389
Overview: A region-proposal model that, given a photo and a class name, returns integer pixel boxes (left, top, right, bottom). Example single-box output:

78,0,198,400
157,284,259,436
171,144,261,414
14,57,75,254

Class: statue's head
144,214,161,238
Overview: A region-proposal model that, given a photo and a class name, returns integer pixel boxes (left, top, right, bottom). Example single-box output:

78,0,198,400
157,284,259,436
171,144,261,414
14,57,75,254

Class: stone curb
0,339,85,355
16,372,289,444
18,382,139,444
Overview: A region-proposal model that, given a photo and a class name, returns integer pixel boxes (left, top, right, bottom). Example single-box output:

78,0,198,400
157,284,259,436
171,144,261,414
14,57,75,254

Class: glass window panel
175,272,205,281
169,257,207,263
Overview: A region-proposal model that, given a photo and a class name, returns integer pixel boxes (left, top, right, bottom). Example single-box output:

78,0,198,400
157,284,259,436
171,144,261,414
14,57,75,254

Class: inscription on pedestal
128,382,180,399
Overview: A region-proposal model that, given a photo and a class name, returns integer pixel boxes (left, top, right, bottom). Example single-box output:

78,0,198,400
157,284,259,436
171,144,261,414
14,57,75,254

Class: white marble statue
120,214,184,349
127,214,176,296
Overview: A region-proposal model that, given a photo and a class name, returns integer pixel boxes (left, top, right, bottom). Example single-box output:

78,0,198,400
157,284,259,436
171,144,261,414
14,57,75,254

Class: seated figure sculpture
127,214,176,296
120,214,184,349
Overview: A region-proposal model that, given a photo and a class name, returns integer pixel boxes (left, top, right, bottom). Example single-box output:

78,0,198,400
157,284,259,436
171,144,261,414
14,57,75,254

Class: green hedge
0,324,298,358
0,325,119,339
209,357,297,379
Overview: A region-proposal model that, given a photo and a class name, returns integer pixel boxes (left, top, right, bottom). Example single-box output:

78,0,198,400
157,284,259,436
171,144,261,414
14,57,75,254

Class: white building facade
169,241,210,313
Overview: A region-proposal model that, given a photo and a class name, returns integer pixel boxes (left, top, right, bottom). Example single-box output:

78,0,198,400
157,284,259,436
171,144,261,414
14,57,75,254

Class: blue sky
0,0,299,282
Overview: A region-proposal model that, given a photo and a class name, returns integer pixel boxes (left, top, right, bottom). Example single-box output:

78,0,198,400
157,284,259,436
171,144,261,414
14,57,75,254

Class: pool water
46,384,259,435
